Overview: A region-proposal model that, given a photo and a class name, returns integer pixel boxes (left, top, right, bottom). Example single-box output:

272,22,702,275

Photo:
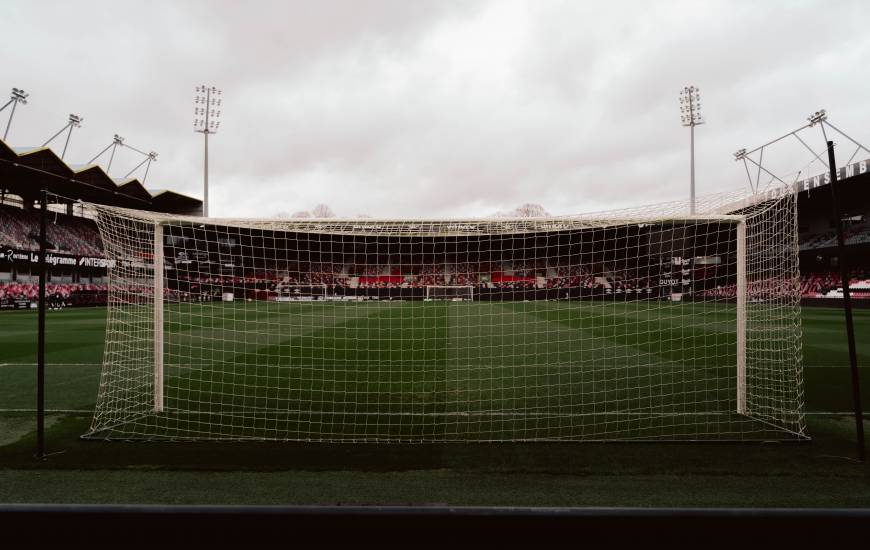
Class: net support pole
36,189,47,458
736,219,747,415
826,140,865,461
153,222,164,413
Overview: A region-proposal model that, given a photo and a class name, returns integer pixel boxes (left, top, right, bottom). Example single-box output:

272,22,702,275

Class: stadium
1,127,868,445
3,130,870,542
3,140,867,313
1,2,870,538
0,134,870,436
2,118,870,540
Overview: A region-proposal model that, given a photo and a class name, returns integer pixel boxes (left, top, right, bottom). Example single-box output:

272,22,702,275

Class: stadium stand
0,204,103,255
3,183,868,307
6,260,862,306
798,268,870,298
699,268,870,300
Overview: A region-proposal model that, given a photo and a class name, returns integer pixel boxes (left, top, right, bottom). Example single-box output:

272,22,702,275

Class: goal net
426,285,474,301
84,187,805,442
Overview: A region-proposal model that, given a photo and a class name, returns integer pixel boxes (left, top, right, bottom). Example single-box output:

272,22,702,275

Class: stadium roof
0,138,202,215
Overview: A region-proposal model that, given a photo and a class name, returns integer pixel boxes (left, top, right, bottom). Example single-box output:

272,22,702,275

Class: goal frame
150,216,749,419
273,283,329,302
424,284,475,302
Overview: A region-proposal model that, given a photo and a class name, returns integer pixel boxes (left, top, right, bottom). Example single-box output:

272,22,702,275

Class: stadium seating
799,221,870,251
0,205,34,249
0,204,103,256
700,268,870,299
5,203,866,302
799,268,870,298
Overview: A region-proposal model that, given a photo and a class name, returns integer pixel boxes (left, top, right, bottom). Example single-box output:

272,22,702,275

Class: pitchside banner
2,247,116,268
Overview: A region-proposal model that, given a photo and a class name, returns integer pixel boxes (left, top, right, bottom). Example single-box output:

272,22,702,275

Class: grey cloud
1,0,867,219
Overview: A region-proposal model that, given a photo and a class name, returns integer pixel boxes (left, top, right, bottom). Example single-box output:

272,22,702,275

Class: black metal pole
826,141,865,462
37,189,47,459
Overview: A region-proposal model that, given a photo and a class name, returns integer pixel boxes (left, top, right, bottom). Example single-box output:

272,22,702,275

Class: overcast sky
2,0,868,218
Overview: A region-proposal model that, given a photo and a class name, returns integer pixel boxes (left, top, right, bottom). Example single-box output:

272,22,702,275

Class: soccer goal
425,285,474,301
83,188,806,442
274,284,328,301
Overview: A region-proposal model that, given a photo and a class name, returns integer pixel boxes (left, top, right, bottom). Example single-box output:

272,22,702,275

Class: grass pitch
2,301,867,415
1,302,869,506
8,300,790,441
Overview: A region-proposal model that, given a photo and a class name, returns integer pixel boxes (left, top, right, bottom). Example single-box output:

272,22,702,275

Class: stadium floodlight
87,134,156,182
80,190,806,442
679,86,703,214
732,148,755,191
807,109,827,126
194,85,222,217
87,134,126,175
42,113,84,159
1,87,29,141
123,147,158,184
732,108,870,196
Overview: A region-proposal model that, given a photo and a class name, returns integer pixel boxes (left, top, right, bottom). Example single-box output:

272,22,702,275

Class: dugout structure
83,188,806,442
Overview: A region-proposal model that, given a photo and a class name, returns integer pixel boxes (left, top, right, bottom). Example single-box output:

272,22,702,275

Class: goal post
736,219,746,416
153,222,164,414
84,188,805,442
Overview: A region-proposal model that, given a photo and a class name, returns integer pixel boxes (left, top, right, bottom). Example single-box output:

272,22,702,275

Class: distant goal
83,188,806,442
425,285,474,301
274,283,328,301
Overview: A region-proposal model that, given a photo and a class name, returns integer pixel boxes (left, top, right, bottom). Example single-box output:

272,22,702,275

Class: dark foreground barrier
1,504,869,546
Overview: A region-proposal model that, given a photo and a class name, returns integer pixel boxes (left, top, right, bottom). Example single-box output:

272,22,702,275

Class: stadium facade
0,137,201,308
1,134,868,309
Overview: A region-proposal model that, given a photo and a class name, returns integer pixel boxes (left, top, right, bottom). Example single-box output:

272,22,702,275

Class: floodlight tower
679,86,703,214
194,85,222,217
1,88,29,141
42,113,83,159
86,134,125,175
124,149,158,184
807,109,827,135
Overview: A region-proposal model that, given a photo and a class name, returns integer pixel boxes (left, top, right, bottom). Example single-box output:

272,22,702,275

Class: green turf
3,303,868,417
1,304,869,506
1,301,814,441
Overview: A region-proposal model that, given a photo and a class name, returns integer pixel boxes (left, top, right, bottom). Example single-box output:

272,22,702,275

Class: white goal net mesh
84,187,805,442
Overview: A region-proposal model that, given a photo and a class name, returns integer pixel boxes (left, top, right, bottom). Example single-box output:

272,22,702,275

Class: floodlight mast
107,134,124,174
42,113,83,160
194,85,222,217
123,149,158,184
1,87,29,141
86,134,126,175
679,86,703,214
733,109,870,195
86,134,156,183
